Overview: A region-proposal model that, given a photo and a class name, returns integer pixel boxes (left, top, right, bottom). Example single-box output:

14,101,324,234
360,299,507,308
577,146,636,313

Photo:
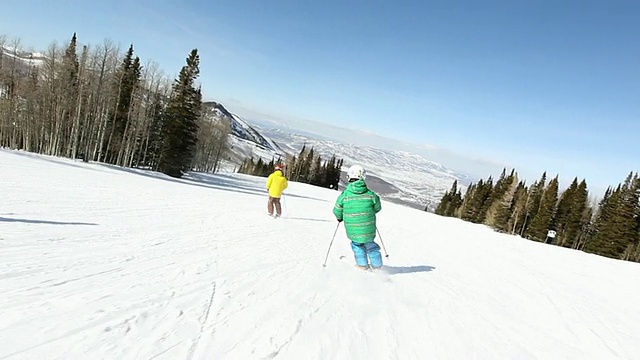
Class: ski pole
282,193,288,215
376,227,390,258
322,222,341,267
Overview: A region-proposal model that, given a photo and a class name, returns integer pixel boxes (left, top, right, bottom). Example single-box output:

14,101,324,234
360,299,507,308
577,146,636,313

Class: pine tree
253,157,264,175
291,144,307,181
266,157,275,176
553,178,590,248
146,93,166,169
507,181,529,234
458,179,493,223
617,174,640,259
157,49,201,177
104,45,142,164
320,158,331,188
436,180,463,217
475,177,494,223
59,33,80,155
435,182,454,216
587,186,620,256
589,173,640,259
300,147,314,182
522,172,547,237
285,155,296,179
458,177,493,223
239,157,255,174
527,176,559,241
554,178,578,243
485,169,508,209
565,179,591,248
449,189,463,217
574,202,594,251
485,169,518,230
323,155,342,190
309,155,323,186
457,182,477,220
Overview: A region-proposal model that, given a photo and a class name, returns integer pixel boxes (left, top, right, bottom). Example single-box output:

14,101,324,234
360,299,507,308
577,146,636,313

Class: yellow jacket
266,170,288,198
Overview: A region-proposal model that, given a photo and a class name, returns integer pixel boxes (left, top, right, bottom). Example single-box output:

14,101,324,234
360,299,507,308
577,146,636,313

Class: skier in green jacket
333,164,383,270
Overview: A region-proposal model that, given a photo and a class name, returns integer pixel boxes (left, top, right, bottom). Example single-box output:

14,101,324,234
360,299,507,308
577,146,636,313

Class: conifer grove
238,144,344,190
435,169,640,263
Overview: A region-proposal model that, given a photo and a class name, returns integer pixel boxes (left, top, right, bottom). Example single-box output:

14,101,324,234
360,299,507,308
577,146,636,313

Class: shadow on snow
7,150,111,174
383,265,435,275
284,217,332,223
5,149,328,202
91,163,328,203
0,217,98,226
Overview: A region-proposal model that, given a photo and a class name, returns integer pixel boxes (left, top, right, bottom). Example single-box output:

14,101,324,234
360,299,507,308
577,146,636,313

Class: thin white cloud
132,2,267,66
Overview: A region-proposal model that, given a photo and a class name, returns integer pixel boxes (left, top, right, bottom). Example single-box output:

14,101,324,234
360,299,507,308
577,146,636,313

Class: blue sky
1,0,638,192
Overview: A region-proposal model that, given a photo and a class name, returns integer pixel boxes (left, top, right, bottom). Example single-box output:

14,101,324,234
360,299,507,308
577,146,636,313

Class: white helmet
347,164,366,180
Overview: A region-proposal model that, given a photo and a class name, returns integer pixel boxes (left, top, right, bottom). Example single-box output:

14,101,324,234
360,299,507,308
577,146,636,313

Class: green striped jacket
333,179,382,243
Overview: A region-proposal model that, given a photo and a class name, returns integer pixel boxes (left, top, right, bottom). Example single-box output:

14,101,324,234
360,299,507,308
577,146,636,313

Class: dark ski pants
268,196,282,216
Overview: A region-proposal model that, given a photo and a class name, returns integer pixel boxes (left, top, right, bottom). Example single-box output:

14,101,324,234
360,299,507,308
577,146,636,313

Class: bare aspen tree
193,111,230,172
0,37,22,148
211,118,231,172
68,45,87,159
17,54,40,151
126,60,166,168
77,44,102,161
0,35,6,88
58,34,80,159
132,60,162,167
0,37,6,148
42,41,60,155
120,80,144,167
92,40,119,162
144,77,171,169
2,34,230,181
0,34,6,69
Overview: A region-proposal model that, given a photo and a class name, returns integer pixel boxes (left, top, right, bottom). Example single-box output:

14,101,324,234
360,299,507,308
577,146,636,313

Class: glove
337,219,343,223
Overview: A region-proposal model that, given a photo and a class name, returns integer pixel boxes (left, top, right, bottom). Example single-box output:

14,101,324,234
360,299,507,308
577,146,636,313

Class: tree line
0,33,229,177
435,169,640,262
238,144,343,190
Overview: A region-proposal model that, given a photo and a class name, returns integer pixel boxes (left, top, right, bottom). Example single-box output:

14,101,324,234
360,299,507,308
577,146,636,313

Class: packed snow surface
1,149,640,360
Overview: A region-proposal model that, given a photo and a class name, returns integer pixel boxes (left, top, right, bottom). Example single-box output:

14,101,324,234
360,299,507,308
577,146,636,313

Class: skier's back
266,164,288,218
333,164,383,270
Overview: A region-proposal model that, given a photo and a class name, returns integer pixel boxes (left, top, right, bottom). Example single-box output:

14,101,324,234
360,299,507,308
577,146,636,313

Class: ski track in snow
2,149,640,360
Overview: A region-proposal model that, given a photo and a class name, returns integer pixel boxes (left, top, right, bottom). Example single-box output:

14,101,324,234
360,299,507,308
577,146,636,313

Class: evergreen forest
435,169,640,262
237,144,344,190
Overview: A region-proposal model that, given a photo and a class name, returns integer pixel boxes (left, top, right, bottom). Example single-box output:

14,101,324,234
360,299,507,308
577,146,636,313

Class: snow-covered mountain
3,149,640,359
0,46,46,67
202,101,284,156
255,125,475,209
0,46,45,97
201,102,287,171
211,106,474,210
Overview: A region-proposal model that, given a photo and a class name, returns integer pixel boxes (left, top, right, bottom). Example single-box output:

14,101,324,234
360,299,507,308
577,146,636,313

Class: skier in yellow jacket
266,164,288,218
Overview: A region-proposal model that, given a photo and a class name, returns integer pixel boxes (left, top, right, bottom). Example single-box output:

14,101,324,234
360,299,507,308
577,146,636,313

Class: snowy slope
202,102,284,159
1,46,47,67
2,149,640,360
